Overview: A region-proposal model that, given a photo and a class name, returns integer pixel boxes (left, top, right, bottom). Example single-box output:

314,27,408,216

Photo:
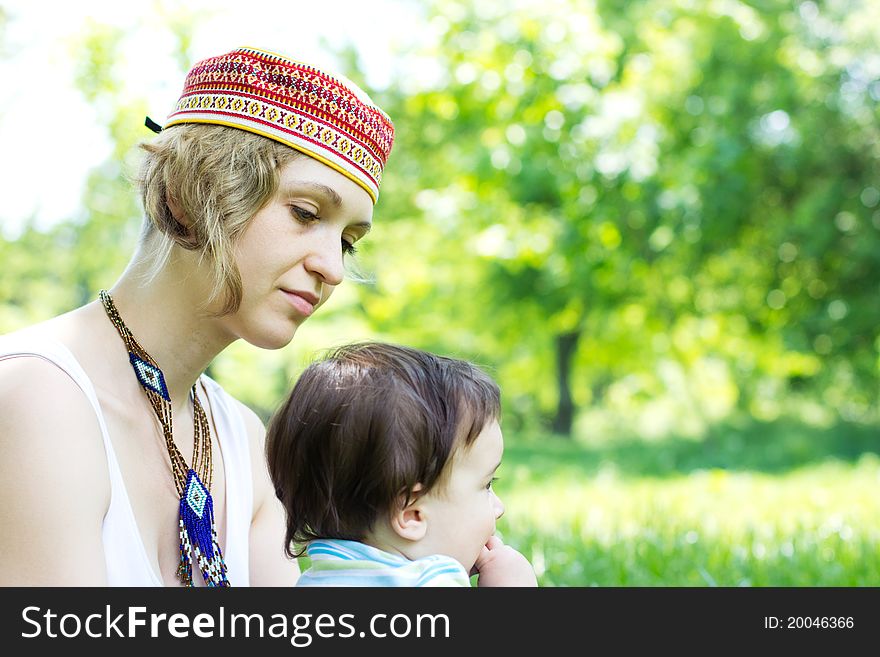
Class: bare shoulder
0,312,108,465
0,354,106,450
0,353,110,584
0,353,110,499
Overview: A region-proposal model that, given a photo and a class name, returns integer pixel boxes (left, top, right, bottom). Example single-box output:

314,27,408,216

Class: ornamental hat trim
163,46,395,203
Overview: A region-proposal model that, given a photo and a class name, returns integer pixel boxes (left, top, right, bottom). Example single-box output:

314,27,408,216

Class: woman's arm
0,358,110,585
237,401,300,586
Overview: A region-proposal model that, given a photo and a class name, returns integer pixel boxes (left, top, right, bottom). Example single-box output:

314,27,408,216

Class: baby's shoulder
412,554,470,587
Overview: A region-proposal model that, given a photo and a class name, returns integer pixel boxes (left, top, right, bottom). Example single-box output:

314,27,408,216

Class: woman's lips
281,289,317,317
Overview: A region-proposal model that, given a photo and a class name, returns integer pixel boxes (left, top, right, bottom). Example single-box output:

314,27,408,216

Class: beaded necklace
99,290,230,587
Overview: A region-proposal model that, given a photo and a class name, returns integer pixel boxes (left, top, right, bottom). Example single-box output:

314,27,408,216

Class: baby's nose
494,495,505,520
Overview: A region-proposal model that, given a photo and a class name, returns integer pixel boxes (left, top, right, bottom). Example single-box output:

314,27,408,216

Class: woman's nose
304,231,345,286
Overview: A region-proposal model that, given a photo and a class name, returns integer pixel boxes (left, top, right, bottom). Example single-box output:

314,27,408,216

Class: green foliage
365,0,880,433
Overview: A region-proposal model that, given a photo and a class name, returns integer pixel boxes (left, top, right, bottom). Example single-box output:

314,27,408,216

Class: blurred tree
364,0,879,435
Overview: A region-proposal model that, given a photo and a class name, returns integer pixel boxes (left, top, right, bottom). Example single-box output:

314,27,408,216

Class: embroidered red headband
161,46,395,203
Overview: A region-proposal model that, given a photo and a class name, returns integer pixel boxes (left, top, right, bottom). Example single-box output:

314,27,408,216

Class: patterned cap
164,46,395,203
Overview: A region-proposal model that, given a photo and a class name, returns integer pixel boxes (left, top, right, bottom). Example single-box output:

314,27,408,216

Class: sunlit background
1,0,878,585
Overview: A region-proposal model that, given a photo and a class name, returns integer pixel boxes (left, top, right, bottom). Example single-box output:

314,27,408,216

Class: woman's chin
243,325,299,350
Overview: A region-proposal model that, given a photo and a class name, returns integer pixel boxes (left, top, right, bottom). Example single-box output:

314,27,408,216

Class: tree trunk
552,330,581,437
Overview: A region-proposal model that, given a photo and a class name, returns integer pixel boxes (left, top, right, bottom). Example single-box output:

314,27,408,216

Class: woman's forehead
278,156,375,219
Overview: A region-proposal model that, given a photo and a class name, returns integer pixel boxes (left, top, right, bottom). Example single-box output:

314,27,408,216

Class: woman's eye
342,238,358,256
291,206,319,223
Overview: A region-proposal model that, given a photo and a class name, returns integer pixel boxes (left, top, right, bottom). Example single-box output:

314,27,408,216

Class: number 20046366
764,617,854,629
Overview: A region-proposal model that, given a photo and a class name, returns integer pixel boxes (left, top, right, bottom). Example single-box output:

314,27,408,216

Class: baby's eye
486,477,498,490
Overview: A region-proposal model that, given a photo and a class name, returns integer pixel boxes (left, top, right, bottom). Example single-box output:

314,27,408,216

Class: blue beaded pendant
178,469,230,587
129,352,171,401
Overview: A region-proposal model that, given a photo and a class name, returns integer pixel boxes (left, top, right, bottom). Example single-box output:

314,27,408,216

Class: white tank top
0,334,253,586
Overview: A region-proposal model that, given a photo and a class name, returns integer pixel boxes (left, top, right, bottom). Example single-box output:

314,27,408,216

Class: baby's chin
466,543,491,576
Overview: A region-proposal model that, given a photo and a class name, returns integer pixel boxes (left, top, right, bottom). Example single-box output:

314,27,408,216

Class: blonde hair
136,123,300,315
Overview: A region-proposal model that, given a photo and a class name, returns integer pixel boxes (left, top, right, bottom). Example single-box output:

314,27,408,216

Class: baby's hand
473,535,538,587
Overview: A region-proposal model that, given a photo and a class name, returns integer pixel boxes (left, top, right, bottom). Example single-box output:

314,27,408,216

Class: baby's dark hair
265,342,500,558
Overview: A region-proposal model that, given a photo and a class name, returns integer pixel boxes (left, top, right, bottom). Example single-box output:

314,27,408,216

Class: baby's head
266,341,505,572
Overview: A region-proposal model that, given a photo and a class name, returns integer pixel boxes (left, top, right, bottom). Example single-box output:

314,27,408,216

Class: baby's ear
390,484,427,542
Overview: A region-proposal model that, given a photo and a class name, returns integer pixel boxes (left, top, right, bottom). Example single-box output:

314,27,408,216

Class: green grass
495,418,880,586
294,418,880,586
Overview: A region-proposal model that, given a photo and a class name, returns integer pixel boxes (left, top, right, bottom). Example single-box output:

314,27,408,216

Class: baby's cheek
485,503,498,532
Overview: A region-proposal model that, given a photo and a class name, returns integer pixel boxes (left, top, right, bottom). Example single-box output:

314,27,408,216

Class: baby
266,342,537,586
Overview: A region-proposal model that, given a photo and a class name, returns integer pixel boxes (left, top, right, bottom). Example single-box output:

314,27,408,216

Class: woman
0,46,395,586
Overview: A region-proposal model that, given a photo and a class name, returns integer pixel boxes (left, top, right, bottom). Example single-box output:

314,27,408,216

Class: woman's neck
105,248,237,409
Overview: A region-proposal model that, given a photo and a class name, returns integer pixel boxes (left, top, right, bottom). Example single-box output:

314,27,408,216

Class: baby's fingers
473,545,492,572
484,535,504,551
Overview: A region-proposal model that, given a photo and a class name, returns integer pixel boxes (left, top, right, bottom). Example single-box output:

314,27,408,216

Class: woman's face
222,154,374,349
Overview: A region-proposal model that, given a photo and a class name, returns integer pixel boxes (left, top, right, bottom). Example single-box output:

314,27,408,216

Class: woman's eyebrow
285,181,343,207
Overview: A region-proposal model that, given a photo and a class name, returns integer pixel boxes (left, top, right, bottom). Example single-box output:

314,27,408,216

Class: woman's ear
166,192,195,241
390,485,428,542
167,191,184,223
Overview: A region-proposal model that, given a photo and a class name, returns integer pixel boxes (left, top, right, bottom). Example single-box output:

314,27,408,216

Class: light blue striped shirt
296,539,471,587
